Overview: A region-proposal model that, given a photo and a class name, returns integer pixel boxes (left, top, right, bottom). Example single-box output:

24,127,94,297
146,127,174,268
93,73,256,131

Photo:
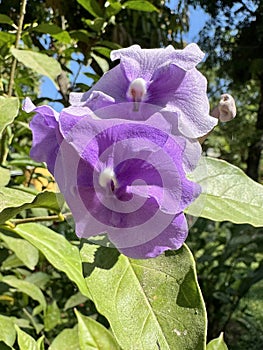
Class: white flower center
127,78,147,102
99,167,117,190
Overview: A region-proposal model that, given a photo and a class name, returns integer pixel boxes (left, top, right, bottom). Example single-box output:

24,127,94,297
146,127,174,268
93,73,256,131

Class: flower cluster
25,43,219,259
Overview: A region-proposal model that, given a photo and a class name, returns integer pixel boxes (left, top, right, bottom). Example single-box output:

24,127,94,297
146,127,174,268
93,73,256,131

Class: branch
8,212,72,226
8,0,27,97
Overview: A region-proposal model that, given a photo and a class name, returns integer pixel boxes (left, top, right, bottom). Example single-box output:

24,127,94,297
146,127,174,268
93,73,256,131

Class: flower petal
109,213,188,259
23,99,61,173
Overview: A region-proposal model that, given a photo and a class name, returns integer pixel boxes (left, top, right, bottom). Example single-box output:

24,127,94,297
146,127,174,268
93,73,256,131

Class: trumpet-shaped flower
69,43,218,138
24,98,201,259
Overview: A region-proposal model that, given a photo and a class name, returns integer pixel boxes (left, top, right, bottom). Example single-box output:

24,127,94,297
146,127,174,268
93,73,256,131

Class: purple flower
69,44,217,138
24,98,201,259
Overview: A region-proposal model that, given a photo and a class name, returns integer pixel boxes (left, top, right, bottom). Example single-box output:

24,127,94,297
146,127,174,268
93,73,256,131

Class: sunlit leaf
14,223,91,298
0,96,19,134
44,301,61,332
36,335,45,350
187,157,263,227
11,48,62,87
123,0,158,12
1,253,23,269
91,52,109,73
15,325,38,350
0,167,10,186
75,309,120,350
64,292,88,311
49,326,80,350
1,275,47,313
206,333,228,350
0,188,63,224
0,315,16,347
82,244,206,350
0,232,39,270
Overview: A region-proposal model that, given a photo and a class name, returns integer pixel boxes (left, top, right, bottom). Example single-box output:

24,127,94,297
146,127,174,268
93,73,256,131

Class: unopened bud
211,94,237,122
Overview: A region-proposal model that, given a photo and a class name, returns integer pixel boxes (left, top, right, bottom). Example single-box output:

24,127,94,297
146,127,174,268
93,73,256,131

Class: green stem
9,212,72,226
8,0,27,97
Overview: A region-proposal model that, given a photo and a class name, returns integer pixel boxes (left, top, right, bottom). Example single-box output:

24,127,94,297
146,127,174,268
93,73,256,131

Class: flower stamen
99,167,118,192
127,78,147,111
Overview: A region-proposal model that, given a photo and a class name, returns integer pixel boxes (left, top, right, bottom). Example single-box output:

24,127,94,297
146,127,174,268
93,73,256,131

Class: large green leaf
0,167,10,186
0,96,19,134
0,315,16,347
10,48,62,87
82,244,207,350
0,188,63,224
187,157,263,227
123,0,158,12
0,232,39,270
206,333,228,350
14,223,91,298
1,275,46,313
15,325,38,350
75,310,120,350
49,326,80,350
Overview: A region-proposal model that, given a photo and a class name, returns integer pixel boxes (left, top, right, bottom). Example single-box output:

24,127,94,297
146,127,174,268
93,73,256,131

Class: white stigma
99,167,117,189
127,78,147,102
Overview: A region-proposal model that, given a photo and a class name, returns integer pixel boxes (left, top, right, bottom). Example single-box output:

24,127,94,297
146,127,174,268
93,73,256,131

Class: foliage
188,219,263,349
0,0,262,349
192,0,263,181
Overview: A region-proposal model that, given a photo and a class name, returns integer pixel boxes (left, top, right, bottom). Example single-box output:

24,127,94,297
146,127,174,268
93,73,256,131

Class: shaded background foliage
0,0,262,349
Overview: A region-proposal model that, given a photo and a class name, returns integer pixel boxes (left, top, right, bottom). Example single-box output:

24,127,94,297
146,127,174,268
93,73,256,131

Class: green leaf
49,326,80,350
82,244,206,350
75,310,120,350
15,325,38,350
44,301,61,332
64,292,88,310
36,335,45,350
1,253,23,269
206,333,228,350
34,24,71,44
10,48,62,88
85,18,105,32
25,272,51,290
0,96,19,134
0,32,16,46
1,275,47,313
77,0,104,17
0,233,39,270
0,188,63,224
14,223,91,298
186,157,263,227
91,53,109,73
105,2,122,18
0,14,14,25
0,315,16,347
0,167,10,186
93,46,111,58
123,0,158,12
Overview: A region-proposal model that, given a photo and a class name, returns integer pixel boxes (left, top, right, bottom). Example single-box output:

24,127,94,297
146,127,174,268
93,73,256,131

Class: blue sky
40,4,208,110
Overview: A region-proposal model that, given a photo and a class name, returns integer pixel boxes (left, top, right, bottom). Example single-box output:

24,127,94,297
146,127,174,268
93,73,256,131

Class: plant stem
9,212,72,226
8,0,27,97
